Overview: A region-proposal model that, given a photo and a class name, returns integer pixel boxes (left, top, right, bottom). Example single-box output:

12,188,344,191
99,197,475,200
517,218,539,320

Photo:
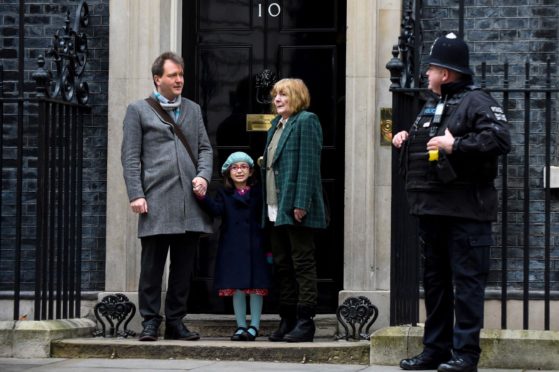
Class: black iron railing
479,59,558,330
0,0,90,321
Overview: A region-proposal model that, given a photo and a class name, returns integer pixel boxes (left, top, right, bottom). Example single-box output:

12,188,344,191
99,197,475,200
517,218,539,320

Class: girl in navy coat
194,152,271,341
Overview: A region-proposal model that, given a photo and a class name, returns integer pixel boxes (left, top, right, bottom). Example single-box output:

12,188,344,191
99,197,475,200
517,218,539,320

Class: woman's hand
294,208,307,222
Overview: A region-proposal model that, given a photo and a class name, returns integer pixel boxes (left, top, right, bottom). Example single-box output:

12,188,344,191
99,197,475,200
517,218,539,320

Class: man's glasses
231,164,250,172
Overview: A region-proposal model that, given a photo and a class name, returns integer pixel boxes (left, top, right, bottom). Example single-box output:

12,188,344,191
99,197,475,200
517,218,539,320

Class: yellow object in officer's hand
428,150,439,161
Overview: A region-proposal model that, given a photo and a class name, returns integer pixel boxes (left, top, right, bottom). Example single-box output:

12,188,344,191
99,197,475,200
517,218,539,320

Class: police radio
427,98,456,183
429,100,446,137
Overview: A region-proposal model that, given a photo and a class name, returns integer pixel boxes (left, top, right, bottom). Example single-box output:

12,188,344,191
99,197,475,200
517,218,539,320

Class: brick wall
420,0,559,292
2,0,557,297
0,0,109,292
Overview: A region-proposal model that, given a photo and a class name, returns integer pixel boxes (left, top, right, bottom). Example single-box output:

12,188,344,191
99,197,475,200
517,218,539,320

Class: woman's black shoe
284,304,316,342
268,317,296,341
284,318,315,342
269,304,297,342
231,327,248,341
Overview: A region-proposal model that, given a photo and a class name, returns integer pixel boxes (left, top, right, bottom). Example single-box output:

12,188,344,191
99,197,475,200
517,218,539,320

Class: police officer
393,33,511,372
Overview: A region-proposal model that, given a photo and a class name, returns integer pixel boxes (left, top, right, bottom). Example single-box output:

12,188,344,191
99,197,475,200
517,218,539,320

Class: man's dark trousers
139,233,199,326
419,215,491,363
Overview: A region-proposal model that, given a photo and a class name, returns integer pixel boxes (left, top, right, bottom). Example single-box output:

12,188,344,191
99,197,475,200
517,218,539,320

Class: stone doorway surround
105,0,401,332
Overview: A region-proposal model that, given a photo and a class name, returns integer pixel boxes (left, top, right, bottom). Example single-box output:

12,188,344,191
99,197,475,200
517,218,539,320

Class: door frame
105,0,402,327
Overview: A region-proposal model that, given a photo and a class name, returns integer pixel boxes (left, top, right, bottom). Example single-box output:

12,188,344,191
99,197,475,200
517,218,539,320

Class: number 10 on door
258,2,281,17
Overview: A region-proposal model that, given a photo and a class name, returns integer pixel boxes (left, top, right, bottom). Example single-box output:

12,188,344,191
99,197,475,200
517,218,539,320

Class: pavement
1,358,557,372
3,319,558,371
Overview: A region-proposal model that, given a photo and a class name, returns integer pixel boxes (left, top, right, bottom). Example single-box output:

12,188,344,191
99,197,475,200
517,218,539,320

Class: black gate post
33,56,50,320
386,0,425,326
387,45,421,326
29,1,90,320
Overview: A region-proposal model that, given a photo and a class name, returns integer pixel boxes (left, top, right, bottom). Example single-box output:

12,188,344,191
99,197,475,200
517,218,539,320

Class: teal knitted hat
221,151,254,175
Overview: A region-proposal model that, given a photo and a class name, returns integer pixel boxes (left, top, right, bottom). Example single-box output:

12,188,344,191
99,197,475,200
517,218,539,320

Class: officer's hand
427,129,455,154
392,131,409,148
130,197,148,214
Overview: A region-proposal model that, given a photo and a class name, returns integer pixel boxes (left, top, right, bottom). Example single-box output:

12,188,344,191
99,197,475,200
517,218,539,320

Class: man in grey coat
121,51,213,341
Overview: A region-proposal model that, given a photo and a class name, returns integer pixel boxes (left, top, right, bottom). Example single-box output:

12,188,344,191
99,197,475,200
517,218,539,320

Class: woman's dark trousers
270,225,317,342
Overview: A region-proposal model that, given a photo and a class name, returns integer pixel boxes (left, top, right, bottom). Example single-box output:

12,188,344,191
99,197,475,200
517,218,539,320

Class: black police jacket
402,80,511,221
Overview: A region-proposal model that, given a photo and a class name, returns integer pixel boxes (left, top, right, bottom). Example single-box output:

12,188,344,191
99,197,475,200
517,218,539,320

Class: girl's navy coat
197,185,271,291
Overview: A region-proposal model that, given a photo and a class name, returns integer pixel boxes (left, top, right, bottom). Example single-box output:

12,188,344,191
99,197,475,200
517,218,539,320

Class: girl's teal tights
232,290,263,336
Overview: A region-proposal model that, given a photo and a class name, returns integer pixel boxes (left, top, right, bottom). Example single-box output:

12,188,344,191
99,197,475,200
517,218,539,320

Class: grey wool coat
121,96,213,237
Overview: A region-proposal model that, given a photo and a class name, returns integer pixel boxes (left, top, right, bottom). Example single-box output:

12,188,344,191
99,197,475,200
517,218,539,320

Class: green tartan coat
261,110,327,229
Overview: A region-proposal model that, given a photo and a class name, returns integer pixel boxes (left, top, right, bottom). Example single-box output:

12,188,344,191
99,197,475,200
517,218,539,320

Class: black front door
182,0,346,314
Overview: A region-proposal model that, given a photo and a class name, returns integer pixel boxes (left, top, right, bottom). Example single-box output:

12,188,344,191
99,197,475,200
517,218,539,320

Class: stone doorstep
0,319,96,358
4,320,559,368
154,314,339,339
1,315,371,363
51,337,371,365
58,314,370,365
370,326,559,371
90,314,340,338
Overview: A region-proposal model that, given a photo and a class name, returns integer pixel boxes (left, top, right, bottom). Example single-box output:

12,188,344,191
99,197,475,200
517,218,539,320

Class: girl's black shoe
245,326,258,341
231,327,248,341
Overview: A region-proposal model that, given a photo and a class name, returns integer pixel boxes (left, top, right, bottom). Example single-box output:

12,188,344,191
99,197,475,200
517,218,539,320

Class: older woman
261,78,327,342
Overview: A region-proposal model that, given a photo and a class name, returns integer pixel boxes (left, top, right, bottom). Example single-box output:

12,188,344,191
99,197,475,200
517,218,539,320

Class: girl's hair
270,78,311,114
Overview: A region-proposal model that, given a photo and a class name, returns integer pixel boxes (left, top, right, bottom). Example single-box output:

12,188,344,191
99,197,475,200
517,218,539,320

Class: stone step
51,337,370,365
181,314,339,338
52,314,369,364
98,314,340,339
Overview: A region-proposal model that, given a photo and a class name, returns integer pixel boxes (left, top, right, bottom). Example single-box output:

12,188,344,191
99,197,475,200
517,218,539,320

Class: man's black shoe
437,356,478,372
400,351,450,370
138,323,159,341
164,322,200,341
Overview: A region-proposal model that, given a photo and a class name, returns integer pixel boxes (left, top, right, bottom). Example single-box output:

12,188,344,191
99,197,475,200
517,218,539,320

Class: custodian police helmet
425,32,473,76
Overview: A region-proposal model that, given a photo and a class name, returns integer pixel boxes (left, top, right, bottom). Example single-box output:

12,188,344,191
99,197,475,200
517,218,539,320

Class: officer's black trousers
138,233,199,327
418,215,491,362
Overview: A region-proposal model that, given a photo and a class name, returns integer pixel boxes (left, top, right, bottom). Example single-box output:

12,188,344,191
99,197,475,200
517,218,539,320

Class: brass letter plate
246,114,275,132
380,107,393,146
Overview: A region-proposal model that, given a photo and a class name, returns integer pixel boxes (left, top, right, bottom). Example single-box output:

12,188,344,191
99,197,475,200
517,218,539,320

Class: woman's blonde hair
270,78,311,114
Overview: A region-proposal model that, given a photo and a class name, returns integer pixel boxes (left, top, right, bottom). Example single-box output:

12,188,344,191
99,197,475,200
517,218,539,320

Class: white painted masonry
105,0,401,330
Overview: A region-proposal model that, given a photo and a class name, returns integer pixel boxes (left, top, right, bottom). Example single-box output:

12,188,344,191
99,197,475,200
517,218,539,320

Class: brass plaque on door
380,107,393,146
246,114,275,132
